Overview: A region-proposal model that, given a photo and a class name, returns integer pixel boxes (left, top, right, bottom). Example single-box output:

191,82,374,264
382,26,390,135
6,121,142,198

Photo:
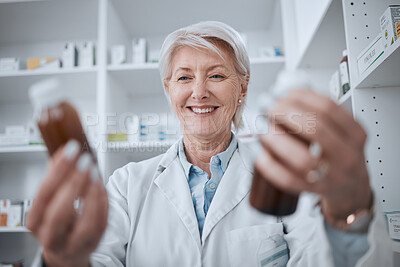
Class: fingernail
91,166,99,182
77,153,92,172
64,140,80,159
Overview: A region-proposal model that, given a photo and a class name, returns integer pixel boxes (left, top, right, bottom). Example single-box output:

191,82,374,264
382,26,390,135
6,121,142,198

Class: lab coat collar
201,139,255,243
154,139,202,250
154,137,257,248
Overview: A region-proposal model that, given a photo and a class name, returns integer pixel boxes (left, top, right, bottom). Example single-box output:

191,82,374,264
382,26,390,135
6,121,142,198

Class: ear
240,74,249,98
163,81,170,94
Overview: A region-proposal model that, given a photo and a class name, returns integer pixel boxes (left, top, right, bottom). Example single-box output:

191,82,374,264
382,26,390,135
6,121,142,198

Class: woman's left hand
255,89,372,222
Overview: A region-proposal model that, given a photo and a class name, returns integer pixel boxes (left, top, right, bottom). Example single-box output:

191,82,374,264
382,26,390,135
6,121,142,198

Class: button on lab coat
90,139,393,267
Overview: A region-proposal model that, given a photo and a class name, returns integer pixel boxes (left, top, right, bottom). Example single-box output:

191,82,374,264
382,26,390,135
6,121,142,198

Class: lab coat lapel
201,140,256,244
154,148,202,250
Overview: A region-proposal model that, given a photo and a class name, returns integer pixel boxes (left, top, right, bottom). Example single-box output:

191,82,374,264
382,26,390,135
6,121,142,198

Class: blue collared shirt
178,134,238,237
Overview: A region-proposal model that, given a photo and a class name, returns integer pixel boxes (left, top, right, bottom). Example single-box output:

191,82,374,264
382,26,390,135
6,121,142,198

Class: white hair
159,21,250,129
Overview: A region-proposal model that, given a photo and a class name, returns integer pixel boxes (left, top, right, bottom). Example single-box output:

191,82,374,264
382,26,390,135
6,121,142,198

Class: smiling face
164,44,247,139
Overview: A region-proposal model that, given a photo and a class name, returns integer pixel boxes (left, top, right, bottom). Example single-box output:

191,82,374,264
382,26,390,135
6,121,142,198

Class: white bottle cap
342,50,348,57
29,78,66,111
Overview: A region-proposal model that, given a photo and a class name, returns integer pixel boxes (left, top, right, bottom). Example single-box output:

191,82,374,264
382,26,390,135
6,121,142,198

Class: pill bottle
0,200,8,227
340,50,351,95
29,79,94,159
249,70,311,216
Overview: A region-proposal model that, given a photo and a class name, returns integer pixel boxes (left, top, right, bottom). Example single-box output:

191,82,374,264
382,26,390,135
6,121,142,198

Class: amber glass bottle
250,167,298,216
249,71,311,216
29,79,94,159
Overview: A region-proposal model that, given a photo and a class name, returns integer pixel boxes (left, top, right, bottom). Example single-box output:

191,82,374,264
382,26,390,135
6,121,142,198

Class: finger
259,125,319,177
27,140,81,233
38,153,93,251
286,89,367,148
66,175,108,255
267,99,355,166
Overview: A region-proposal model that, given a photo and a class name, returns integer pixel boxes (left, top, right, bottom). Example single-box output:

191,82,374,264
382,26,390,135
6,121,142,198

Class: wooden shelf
355,41,400,89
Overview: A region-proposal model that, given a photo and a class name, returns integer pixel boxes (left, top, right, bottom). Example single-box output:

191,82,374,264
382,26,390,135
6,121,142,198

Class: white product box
62,42,78,68
329,71,341,101
380,5,400,50
111,45,126,65
357,35,384,75
7,202,22,227
0,57,20,72
81,41,96,67
132,38,146,64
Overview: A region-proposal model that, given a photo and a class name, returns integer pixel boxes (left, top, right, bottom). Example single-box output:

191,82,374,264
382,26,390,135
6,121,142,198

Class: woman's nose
191,80,209,100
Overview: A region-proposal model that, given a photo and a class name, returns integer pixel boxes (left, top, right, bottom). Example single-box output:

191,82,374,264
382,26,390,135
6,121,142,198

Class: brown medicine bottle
249,71,309,216
249,167,298,216
29,79,94,159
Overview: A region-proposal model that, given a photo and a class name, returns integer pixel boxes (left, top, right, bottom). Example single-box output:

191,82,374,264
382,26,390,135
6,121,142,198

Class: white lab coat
87,138,393,267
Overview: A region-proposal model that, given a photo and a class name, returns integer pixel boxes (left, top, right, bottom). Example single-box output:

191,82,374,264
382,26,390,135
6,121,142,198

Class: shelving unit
0,227,29,233
282,0,400,260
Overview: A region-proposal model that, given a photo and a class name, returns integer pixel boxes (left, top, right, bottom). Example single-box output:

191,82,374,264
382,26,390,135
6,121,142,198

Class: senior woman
28,21,392,267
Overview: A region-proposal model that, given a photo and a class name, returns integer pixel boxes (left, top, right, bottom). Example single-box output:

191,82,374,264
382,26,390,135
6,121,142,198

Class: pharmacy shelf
0,145,47,163
0,67,97,78
0,227,29,233
0,145,46,153
0,68,97,103
355,41,400,89
294,0,346,69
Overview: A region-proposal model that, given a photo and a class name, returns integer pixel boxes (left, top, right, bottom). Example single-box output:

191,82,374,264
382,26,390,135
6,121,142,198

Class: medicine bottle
29,79,94,159
0,200,8,227
249,71,311,216
340,50,351,95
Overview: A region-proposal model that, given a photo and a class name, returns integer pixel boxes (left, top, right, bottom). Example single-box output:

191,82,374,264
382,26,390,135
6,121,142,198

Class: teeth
191,107,215,114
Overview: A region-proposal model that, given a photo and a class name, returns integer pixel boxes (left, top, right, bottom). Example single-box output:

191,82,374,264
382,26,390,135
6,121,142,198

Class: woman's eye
211,74,224,79
178,76,190,81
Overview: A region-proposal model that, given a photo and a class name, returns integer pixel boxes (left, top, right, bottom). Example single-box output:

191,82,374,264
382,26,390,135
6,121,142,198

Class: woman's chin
183,125,228,138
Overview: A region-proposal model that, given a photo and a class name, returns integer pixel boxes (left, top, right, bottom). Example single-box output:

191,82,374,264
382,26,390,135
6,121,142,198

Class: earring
238,99,242,104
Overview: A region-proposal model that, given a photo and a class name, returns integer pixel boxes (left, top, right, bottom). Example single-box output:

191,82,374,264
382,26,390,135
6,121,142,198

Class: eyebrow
173,64,229,76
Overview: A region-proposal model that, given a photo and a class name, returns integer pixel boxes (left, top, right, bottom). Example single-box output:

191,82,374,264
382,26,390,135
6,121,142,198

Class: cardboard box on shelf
0,57,20,72
111,45,126,65
81,41,96,67
380,5,400,50
27,57,61,70
62,42,78,68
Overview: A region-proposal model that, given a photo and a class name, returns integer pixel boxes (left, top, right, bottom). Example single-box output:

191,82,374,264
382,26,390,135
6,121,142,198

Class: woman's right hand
26,140,109,267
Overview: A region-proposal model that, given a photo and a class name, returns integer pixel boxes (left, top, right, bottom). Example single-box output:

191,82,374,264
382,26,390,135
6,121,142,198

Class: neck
183,130,232,176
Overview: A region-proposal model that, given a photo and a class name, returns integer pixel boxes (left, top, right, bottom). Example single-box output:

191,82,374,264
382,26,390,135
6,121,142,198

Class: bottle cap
342,50,348,57
29,78,66,112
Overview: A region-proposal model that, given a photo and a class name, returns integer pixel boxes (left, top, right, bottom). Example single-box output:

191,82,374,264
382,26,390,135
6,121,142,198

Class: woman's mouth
187,106,218,116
